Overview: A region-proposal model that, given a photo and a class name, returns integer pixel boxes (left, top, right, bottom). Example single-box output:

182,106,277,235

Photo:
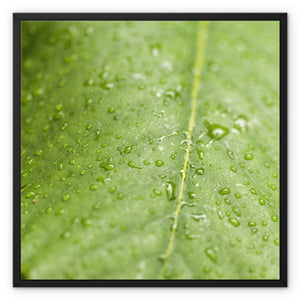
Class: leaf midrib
160,21,209,278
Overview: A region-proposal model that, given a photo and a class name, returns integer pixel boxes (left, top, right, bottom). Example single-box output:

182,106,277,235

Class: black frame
13,12,288,288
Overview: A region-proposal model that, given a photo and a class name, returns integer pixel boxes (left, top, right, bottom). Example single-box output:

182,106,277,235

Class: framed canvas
13,13,287,287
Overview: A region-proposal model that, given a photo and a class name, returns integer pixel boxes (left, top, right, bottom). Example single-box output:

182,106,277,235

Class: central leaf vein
160,21,208,278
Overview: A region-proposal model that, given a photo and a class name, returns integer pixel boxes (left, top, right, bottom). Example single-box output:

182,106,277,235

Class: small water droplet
128,161,142,169
271,215,278,222
63,194,70,202
228,217,240,227
155,160,164,167
248,221,256,227
165,182,176,200
62,231,71,239
206,122,229,140
89,184,97,191
124,145,133,154
194,167,204,177
100,163,115,170
227,150,234,160
244,153,254,160
274,238,279,246
218,188,231,195
108,106,115,113
69,159,76,165
205,247,217,263
25,191,35,198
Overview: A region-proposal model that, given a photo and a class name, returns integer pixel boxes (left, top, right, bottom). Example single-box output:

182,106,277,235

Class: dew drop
244,153,254,160
230,166,237,173
124,146,133,154
25,191,35,198
218,188,231,195
155,160,164,167
228,217,240,227
128,161,142,169
165,182,176,201
206,123,229,140
63,194,70,202
194,167,204,177
271,215,278,222
62,231,71,239
100,163,115,170
89,184,97,191
108,106,115,113
69,159,76,165
205,247,217,263
227,150,234,160
248,221,256,227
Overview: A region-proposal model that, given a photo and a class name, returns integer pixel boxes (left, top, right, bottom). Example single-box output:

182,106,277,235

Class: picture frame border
13,12,288,288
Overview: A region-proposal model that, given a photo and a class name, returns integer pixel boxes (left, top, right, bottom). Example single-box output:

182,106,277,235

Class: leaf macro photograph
14,13,287,286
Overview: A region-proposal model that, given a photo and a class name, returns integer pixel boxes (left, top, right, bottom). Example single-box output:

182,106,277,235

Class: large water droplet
165,182,176,201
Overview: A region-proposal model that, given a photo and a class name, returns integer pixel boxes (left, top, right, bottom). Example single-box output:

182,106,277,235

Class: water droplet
251,228,258,234
155,160,164,167
244,153,254,160
205,247,217,263
206,123,229,140
271,215,278,222
226,150,234,160
108,106,115,113
81,218,91,228
248,221,256,227
124,146,133,154
56,208,65,215
228,217,240,227
194,167,204,177
63,194,70,202
235,193,241,199
230,166,237,173
262,220,268,227
258,198,265,205
274,238,279,246
89,184,97,191
250,188,257,195
69,159,76,165
86,123,93,130
62,231,71,239
170,154,176,160
164,182,175,200
196,149,204,160
100,163,115,170
234,115,248,132
263,233,270,241
152,189,162,196
25,191,35,198
224,198,231,205
232,207,241,217
218,188,231,195
128,161,142,169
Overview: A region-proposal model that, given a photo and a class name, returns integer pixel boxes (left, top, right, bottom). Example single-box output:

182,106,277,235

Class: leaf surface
21,20,280,279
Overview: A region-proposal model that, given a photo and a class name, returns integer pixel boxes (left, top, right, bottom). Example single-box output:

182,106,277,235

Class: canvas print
20,20,280,280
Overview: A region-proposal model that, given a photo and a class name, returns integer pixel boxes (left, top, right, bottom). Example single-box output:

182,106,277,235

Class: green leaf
21,20,279,279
